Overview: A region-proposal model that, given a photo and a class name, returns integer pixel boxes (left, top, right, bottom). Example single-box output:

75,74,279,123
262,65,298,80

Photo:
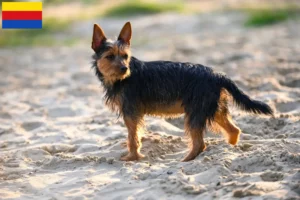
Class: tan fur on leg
121,116,145,161
214,111,241,145
182,116,206,162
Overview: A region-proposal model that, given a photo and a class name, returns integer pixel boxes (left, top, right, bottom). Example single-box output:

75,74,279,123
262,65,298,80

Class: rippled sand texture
0,13,299,200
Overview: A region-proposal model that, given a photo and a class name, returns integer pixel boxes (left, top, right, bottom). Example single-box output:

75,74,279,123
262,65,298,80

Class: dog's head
92,22,132,85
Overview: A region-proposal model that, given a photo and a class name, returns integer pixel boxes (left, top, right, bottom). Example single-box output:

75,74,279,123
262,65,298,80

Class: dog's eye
105,54,115,60
122,54,128,59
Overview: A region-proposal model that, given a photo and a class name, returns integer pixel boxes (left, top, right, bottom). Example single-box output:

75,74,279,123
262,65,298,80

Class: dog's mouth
119,70,131,79
119,70,127,75
106,70,131,82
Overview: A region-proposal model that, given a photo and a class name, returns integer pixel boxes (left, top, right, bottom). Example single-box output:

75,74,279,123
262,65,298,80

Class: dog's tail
219,75,273,116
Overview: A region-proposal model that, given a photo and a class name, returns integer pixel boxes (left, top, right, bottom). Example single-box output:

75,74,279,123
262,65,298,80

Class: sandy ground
0,12,300,200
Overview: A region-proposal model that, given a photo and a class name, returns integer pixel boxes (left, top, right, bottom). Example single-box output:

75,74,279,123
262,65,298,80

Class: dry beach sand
0,12,300,199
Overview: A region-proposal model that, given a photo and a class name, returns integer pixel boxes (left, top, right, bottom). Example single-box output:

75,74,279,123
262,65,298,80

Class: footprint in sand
47,107,76,118
22,148,52,163
21,121,44,131
278,67,300,88
0,112,12,119
71,72,94,84
280,75,300,89
278,66,300,76
283,78,300,88
260,170,284,182
275,100,300,113
3,158,20,168
67,88,96,97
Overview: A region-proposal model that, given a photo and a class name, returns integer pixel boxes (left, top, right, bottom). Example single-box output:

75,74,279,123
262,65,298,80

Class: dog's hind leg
182,115,206,162
121,115,145,161
214,111,241,145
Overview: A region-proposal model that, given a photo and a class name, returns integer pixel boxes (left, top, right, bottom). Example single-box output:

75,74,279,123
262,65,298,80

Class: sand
0,12,299,200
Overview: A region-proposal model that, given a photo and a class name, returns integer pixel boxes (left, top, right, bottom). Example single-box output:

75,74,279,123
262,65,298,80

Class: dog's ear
92,24,106,52
118,22,131,45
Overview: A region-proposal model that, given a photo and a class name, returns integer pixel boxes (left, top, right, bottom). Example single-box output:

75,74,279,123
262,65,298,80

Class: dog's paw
182,144,206,162
120,152,145,161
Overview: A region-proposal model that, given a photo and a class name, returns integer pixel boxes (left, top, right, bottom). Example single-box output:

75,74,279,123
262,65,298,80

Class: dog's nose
120,66,128,73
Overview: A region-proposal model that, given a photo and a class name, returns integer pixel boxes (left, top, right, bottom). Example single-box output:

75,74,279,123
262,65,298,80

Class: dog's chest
105,93,122,112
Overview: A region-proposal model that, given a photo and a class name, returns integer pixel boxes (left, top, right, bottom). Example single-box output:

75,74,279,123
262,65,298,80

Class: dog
91,22,273,162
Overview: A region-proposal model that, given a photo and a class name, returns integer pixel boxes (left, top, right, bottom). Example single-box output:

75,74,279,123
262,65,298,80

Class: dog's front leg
120,115,145,161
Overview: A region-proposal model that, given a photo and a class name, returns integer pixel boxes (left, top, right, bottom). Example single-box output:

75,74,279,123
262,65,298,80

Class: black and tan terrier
91,22,273,162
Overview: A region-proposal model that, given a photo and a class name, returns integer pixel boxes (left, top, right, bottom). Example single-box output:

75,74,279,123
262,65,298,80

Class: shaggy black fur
92,47,273,131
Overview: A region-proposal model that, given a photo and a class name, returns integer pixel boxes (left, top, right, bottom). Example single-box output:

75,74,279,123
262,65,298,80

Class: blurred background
0,0,299,112
0,0,300,49
0,0,300,117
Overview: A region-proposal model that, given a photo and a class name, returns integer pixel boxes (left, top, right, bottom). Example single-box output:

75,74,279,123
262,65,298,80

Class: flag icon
2,2,42,29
